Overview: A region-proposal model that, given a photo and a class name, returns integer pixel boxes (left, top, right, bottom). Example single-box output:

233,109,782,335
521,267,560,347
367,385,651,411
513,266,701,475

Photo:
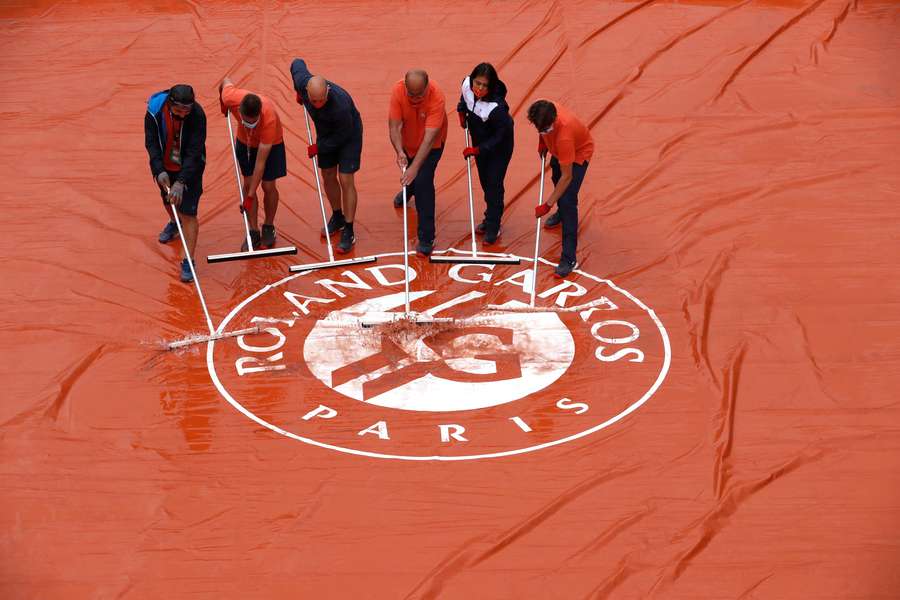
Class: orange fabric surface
542,102,595,165
389,79,449,156
221,83,284,146
2,1,900,599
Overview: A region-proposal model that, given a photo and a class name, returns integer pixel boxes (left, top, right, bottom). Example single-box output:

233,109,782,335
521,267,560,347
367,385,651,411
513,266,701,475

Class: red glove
307,144,318,158
219,96,228,117
538,137,548,157
535,203,551,218
241,194,254,213
457,112,466,128
462,146,479,159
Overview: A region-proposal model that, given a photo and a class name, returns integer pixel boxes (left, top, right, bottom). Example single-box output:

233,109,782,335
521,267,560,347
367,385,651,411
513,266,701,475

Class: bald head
307,75,329,108
404,69,429,97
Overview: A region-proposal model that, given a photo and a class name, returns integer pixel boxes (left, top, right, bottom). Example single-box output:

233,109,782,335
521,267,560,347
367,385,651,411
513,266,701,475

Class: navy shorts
236,140,288,181
317,123,363,174
158,170,201,217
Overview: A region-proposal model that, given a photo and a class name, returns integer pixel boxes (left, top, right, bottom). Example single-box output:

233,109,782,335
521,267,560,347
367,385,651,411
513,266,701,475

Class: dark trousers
405,146,444,244
550,157,589,265
474,137,513,234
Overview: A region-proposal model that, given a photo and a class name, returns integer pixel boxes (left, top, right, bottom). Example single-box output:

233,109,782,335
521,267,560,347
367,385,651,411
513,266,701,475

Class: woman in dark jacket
457,63,514,245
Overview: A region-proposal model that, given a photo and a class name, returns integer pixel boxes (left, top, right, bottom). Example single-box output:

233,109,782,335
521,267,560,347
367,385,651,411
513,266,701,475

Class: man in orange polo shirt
529,99,594,278
219,76,287,250
388,69,448,256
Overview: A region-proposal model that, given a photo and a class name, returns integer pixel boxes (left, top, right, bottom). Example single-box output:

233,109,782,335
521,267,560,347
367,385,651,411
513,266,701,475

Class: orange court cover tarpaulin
2,1,900,598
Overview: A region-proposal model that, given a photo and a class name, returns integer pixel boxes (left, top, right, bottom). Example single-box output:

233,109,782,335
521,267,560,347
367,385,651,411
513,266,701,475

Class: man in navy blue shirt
291,59,364,253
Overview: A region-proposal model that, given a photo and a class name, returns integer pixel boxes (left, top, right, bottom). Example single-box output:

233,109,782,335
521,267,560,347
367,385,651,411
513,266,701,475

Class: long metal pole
464,126,478,257
303,105,336,263
225,114,255,252
402,167,410,313
530,155,546,308
167,192,215,335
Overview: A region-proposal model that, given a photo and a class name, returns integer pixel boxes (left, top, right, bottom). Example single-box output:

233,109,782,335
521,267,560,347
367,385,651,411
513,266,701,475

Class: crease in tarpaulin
581,554,636,600
403,465,641,599
682,246,735,393
714,0,830,101
711,341,747,498
810,0,854,64
564,503,656,563
0,344,107,428
648,447,829,594
736,572,777,599
787,310,843,405
577,0,658,50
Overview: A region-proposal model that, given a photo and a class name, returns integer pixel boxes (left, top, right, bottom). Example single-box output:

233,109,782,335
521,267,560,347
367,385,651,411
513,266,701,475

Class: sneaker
393,189,413,208
321,212,345,237
158,221,178,244
415,241,433,256
180,258,194,283
475,220,487,235
240,229,261,252
337,227,355,254
554,259,578,279
484,228,501,245
260,224,276,248
544,211,562,229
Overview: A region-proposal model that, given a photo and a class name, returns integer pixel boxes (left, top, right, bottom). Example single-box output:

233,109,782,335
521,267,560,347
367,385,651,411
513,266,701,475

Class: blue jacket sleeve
144,112,165,179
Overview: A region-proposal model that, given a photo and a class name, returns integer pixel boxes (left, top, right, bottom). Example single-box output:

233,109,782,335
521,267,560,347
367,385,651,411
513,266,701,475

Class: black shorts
236,140,287,181
317,124,363,174
158,170,201,217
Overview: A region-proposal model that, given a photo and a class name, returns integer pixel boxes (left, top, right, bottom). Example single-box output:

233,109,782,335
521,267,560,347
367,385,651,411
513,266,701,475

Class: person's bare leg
179,213,199,259
339,172,358,222
321,167,342,213
262,180,278,225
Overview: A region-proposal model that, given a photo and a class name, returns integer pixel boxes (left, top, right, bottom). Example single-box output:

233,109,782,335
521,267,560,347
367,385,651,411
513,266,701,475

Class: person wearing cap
456,62,514,246
290,58,364,253
528,99,594,278
388,69,448,256
144,84,207,283
219,76,287,251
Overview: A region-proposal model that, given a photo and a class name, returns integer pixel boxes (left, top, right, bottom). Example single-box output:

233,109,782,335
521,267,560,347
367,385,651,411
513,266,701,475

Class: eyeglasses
171,101,193,110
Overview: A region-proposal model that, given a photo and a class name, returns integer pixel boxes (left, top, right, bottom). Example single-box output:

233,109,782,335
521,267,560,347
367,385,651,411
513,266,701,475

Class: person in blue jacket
290,59,364,253
456,63,514,245
144,84,206,283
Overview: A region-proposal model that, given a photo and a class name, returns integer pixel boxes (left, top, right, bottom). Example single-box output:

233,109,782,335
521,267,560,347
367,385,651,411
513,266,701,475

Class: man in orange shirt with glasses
529,99,594,278
219,76,288,251
388,69,448,256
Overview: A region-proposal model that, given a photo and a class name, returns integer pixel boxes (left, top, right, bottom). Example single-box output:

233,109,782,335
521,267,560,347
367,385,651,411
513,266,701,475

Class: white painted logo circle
207,250,671,461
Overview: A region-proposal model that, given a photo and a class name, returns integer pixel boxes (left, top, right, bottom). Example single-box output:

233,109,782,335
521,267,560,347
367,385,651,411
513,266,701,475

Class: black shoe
337,227,355,254
484,228,501,245
260,224,276,248
554,259,578,278
393,189,413,208
321,212,345,237
475,220,487,235
241,229,261,252
544,211,562,229
416,241,433,256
